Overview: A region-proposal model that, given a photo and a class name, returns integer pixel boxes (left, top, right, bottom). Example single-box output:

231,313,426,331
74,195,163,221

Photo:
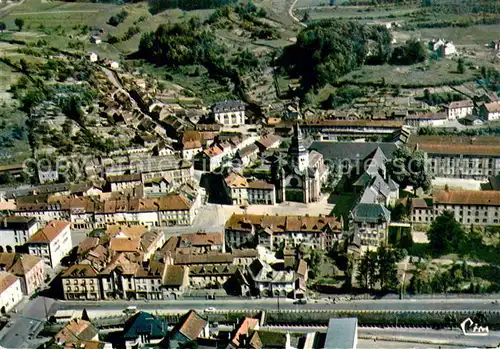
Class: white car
204,307,216,312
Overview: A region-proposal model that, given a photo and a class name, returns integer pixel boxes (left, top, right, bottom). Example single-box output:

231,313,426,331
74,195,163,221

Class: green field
340,59,480,87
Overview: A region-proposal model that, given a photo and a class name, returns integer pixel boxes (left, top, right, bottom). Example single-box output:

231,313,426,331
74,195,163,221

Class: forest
280,20,392,91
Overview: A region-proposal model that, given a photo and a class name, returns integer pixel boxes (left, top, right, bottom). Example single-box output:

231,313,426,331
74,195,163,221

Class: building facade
445,100,474,119
212,100,246,126
61,264,101,300
0,272,23,314
26,220,72,268
0,216,39,253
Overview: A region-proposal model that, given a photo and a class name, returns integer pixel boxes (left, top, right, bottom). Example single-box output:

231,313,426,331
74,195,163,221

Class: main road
57,298,500,314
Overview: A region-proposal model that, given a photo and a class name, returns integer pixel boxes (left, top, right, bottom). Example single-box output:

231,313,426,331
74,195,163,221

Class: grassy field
339,58,481,87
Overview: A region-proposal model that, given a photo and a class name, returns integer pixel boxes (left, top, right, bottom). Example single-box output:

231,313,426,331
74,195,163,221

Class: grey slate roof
123,312,168,340
324,318,358,349
309,142,398,161
212,100,245,113
351,203,391,223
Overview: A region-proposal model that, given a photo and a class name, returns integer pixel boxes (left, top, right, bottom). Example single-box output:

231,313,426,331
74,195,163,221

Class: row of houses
10,189,201,230
60,227,308,300
193,133,276,172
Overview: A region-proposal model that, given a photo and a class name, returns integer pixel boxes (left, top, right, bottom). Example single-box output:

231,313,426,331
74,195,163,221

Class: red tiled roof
28,220,69,243
434,190,500,206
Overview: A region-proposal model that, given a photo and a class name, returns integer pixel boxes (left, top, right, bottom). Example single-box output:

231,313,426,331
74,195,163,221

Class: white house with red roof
25,220,72,268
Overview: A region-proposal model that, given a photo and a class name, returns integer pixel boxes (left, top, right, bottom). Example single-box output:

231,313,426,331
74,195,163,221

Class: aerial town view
0,0,498,347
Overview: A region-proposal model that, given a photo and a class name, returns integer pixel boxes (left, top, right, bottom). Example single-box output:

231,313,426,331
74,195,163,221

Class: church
271,124,328,203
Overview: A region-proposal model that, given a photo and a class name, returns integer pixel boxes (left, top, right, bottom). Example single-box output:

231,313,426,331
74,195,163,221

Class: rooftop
28,220,69,244
434,189,500,206
176,310,208,341
0,253,43,277
324,318,358,349
0,271,18,294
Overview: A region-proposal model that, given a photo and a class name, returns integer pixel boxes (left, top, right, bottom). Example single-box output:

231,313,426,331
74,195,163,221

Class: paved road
56,298,500,313
0,297,56,349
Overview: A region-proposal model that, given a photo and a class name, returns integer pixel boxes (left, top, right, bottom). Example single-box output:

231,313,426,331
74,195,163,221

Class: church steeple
289,123,309,172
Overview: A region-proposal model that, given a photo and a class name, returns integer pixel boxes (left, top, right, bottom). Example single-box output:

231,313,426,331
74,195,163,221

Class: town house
26,220,72,268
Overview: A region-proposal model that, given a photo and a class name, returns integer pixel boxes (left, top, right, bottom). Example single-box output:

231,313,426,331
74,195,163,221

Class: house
212,100,246,126
429,38,445,51
134,155,193,184
181,139,202,161
38,169,59,184
61,264,100,300
236,143,259,167
227,317,260,348
194,145,224,172
404,112,447,127
225,173,249,206
108,174,142,192
88,52,98,62
134,260,167,300
0,272,23,314
177,232,225,254
0,253,44,295
26,220,72,268
143,176,172,197
410,198,434,225
439,41,456,56
349,203,391,252
0,216,39,253
480,101,500,121
444,100,474,119
247,259,298,298
122,312,168,349
324,318,358,349
89,35,102,44
140,230,166,261
166,310,209,348
247,181,276,205
55,319,99,345
255,133,281,153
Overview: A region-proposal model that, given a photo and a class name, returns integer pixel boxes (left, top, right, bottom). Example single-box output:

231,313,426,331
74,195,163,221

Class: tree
427,211,466,255
387,146,432,195
309,250,322,279
356,251,377,290
81,308,91,322
457,58,465,74
391,38,427,65
0,22,6,32
281,20,392,90
376,246,399,290
14,18,24,31
302,10,311,22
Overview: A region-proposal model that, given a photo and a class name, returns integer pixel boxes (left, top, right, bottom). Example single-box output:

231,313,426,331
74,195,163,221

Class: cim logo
460,318,489,336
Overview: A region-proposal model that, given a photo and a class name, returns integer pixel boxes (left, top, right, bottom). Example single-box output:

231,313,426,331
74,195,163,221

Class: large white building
26,220,72,268
212,100,246,126
0,272,23,314
0,216,39,253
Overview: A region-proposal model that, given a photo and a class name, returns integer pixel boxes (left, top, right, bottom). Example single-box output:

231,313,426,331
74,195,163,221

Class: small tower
289,123,309,172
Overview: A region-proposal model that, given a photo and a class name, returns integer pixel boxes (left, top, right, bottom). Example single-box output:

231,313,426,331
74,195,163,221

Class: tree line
148,0,237,14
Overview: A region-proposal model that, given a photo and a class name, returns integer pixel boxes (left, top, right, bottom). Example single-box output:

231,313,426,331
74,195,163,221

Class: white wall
0,276,23,313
